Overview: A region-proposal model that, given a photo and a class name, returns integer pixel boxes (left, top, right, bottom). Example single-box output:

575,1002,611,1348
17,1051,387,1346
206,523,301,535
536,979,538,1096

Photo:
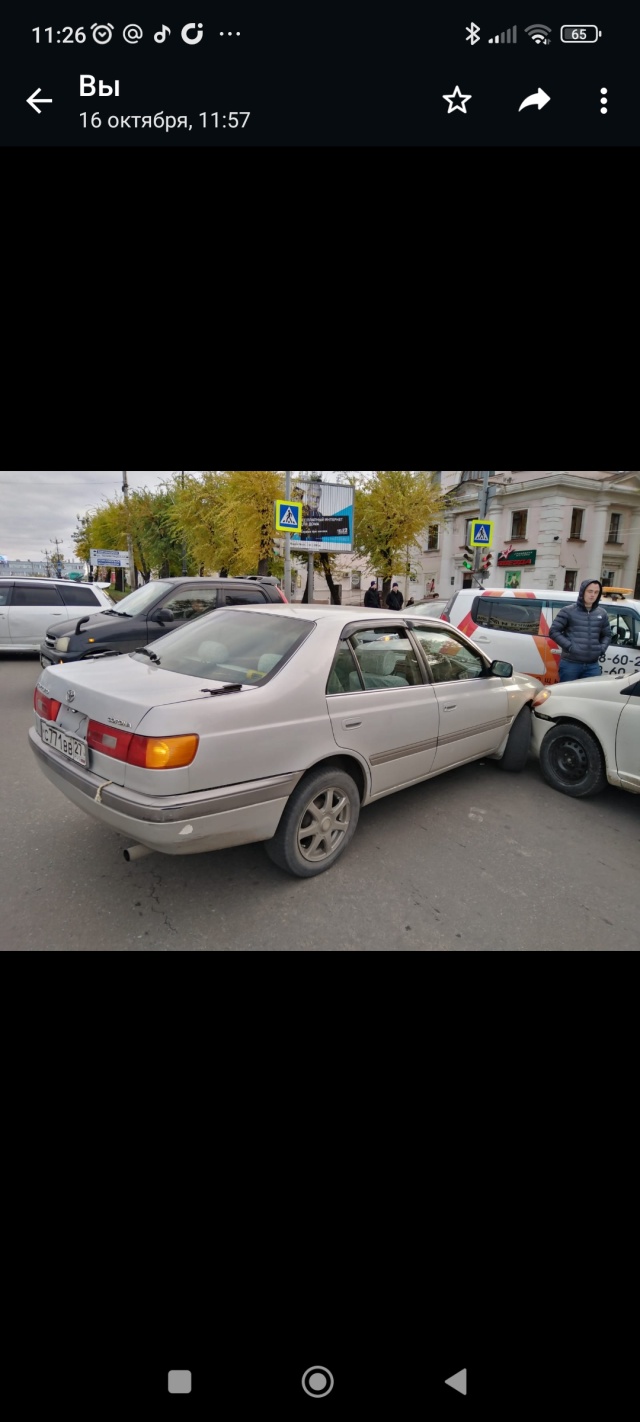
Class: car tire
539,721,607,797
265,765,360,878
497,706,532,772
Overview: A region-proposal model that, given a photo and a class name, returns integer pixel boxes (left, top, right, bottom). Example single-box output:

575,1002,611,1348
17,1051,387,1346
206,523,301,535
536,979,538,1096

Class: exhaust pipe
123,844,154,862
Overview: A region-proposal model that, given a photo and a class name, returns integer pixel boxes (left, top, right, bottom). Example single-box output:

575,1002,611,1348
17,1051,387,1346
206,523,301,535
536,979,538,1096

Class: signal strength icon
488,26,517,43
525,24,552,43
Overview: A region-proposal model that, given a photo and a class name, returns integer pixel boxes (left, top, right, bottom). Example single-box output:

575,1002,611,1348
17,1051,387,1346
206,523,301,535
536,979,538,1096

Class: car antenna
201,683,244,696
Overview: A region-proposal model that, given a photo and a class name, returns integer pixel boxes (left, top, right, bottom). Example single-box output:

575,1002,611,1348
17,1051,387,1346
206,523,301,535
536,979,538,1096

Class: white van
0,578,113,651
435,588,640,685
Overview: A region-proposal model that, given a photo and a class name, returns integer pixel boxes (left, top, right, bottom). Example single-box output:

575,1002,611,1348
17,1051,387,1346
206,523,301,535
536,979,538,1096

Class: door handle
343,719,362,728
475,636,491,642
443,704,457,711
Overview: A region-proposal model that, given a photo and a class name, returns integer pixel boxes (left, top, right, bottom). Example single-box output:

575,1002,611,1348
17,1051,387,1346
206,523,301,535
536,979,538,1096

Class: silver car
29,606,540,877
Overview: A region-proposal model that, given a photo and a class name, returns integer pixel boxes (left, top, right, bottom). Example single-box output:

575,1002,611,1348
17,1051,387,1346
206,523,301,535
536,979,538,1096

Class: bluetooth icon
466,22,481,45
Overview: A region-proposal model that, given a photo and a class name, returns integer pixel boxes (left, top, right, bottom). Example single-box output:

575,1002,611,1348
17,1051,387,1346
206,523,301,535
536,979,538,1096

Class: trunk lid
38,655,222,732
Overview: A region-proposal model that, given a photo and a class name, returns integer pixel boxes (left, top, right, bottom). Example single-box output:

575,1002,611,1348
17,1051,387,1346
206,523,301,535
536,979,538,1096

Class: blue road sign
275,500,303,533
470,520,494,548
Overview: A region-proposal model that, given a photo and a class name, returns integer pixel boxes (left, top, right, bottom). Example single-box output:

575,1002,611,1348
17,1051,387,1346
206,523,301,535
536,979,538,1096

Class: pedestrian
549,578,612,682
406,596,415,607
386,582,404,611
364,580,381,609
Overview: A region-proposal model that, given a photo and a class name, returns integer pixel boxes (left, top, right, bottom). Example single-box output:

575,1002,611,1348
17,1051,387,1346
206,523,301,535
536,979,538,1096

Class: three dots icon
600,87,607,115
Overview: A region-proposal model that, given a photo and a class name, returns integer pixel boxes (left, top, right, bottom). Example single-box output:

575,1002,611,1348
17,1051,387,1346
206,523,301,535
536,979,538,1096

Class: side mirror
152,608,174,624
490,659,513,678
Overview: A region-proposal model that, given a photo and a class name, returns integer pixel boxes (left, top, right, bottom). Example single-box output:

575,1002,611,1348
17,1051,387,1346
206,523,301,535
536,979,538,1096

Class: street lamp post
122,470,136,590
181,471,188,574
284,471,292,601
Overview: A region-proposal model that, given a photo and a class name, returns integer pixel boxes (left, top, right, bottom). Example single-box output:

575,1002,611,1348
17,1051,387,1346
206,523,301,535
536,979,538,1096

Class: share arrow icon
27,87,53,114
518,88,550,111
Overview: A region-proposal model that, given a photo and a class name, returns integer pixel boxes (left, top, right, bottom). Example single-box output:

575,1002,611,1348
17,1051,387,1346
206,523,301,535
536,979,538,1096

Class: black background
2,4,638,147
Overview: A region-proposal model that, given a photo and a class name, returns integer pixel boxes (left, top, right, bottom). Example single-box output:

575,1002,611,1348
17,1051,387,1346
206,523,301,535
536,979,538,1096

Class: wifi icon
525,24,552,44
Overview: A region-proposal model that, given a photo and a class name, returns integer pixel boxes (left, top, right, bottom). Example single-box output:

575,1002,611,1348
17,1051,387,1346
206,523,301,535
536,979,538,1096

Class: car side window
472,598,495,628
221,590,264,605
412,627,486,683
159,589,219,622
326,644,364,694
350,627,424,689
606,610,638,646
13,584,64,606
485,599,542,634
0,585,11,606
60,585,101,606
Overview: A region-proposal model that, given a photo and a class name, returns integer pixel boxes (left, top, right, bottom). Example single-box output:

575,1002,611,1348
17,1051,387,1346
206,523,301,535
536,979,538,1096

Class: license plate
42,723,88,767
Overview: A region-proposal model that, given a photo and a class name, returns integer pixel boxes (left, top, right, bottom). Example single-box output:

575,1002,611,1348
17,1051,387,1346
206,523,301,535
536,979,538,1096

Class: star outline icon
443,85,472,113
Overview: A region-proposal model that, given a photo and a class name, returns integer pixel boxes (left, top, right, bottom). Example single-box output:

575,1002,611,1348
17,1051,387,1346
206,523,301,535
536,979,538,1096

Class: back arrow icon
27,88,53,114
518,88,550,111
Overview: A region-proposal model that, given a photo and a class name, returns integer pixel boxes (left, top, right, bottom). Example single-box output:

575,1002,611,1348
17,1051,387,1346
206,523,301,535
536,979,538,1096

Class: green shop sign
497,549,537,568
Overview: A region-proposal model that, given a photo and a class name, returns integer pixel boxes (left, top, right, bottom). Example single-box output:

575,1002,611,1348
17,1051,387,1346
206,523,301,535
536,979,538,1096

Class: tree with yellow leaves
353,471,448,599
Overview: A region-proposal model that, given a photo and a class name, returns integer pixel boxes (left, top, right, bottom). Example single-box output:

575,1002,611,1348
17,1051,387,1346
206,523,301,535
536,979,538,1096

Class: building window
511,510,528,538
607,512,621,543
460,470,482,483
564,571,577,591
569,508,584,539
601,569,615,587
426,525,439,551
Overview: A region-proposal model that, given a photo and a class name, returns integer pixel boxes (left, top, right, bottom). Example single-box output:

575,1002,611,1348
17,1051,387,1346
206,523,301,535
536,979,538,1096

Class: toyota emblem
66,690,75,703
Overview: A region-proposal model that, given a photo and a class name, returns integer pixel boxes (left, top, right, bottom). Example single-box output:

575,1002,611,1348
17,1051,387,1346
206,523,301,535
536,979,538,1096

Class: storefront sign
497,549,537,568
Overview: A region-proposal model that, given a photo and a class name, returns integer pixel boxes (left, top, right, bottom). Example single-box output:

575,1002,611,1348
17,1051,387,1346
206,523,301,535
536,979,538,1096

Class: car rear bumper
28,726,301,855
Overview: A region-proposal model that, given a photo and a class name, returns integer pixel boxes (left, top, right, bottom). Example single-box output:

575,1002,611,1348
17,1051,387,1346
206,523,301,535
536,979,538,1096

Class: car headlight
55,637,71,652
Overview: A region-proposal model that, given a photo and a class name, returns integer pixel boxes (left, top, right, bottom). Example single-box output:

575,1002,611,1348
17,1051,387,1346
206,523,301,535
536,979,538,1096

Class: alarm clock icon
91,23,115,44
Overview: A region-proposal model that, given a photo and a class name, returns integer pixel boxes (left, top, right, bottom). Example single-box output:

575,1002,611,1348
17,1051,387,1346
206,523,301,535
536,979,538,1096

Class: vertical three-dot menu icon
600,88,608,114
168,1371,192,1393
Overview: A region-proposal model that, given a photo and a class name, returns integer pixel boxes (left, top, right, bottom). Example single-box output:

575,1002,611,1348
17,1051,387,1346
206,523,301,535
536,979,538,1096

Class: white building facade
0,558,87,578
314,471,640,604
433,471,640,598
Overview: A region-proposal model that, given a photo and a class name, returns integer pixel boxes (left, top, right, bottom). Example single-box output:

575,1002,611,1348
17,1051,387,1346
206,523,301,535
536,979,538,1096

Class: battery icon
560,26,601,42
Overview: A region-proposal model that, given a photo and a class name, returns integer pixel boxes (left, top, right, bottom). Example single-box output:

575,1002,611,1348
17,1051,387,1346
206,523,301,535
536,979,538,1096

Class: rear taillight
87,720,198,769
34,689,62,722
276,587,288,603
87,720,133,760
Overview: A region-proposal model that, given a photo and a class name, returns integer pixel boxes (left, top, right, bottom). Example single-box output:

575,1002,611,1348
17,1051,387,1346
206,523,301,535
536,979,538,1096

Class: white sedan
531,671,640,797
29,604,541,878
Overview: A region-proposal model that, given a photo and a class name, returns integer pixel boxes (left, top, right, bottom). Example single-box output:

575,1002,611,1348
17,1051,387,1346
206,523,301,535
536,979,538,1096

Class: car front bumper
530,709,556,759
28,726,301,856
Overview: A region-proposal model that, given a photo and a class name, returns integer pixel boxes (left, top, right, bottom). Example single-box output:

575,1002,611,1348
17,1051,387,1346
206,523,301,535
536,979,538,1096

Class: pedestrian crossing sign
275,500,304,533
470,520,494,548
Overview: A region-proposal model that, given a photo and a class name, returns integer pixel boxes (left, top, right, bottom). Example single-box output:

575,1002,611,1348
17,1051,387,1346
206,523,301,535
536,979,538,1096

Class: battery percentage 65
560,26,602,42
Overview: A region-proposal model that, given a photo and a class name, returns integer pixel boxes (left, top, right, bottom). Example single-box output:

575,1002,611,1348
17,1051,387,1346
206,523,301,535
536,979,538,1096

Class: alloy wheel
297,787,352,862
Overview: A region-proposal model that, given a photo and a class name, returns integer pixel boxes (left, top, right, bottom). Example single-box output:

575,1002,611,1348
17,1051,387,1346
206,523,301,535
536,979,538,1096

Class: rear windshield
136,609,314,684
60,584,102,606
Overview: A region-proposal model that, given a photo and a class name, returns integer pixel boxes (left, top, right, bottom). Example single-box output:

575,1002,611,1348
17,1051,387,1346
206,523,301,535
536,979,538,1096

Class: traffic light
462,544,474,570
481,552,493,575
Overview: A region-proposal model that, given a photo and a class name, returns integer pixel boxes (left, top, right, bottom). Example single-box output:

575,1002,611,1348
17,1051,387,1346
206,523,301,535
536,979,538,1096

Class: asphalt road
2,654,638,951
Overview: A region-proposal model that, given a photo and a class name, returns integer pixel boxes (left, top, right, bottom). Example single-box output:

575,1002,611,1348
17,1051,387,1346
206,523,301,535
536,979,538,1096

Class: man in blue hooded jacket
549,579,612,682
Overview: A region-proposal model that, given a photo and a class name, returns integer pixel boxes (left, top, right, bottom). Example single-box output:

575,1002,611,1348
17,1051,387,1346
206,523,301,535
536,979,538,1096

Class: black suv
39,576,287,668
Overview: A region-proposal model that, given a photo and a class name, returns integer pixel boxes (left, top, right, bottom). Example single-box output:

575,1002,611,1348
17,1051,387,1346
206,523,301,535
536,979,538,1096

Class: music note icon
154,25,171,43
